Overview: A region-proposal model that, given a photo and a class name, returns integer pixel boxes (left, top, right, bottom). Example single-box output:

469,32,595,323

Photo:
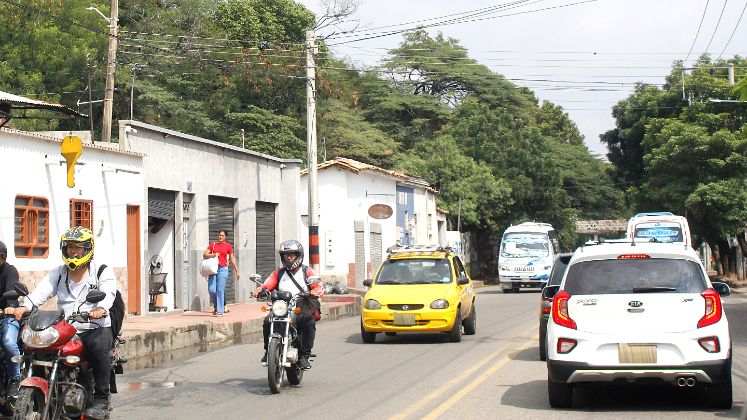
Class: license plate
618,343,657,363
393,312,416,326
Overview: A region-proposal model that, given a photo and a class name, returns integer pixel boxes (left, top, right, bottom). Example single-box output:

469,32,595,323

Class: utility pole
306,30,320,271
130,64,139,120
101,0,118,143
241,128,245,148
86,55,94,138
729,63,735,85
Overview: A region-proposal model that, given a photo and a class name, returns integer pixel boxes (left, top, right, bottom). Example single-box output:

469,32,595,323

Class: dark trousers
263,314,316,358
79,327,113,399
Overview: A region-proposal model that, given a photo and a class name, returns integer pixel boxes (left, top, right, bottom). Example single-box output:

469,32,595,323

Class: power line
716,0,747,60
703,0,730,54
684,0,711,64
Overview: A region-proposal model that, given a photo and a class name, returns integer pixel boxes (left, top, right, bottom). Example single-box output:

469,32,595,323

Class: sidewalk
119,294,361,370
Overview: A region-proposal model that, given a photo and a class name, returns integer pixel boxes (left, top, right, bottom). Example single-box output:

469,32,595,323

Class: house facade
118,120,302,313
299,157,445,287
0,127,145,309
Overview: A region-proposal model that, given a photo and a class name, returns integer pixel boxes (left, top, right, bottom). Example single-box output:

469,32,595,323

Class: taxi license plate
618,343,657,363
393,312,416,326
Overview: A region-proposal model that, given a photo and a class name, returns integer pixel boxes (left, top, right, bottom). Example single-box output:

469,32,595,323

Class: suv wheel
547,376,573,408
539,328,547,361
448,311,462,342
463,304,477,335
707,355,732,409
360,322,377,344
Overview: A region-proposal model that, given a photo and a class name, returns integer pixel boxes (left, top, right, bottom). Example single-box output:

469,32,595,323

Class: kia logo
402,305,409,311
628,301,643,308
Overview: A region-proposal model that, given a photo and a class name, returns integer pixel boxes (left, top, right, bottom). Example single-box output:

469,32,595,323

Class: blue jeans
1,317,20,380
208,266,228,314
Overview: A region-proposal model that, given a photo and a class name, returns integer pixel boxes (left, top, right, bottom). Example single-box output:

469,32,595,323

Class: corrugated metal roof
301,157,437,193
0,90,85,118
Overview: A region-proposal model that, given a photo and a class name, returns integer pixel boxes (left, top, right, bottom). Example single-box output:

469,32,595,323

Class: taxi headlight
271,300,289,317
364,299,382,310
21,325,60,348
430,299,449,309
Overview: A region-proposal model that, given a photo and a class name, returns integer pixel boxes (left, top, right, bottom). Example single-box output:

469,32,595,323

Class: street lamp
85,6,110,23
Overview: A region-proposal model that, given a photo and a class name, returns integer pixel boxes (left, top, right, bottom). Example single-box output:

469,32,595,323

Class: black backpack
56,264,125,337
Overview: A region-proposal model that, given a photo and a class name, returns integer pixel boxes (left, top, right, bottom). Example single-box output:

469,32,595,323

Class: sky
298,0,747,156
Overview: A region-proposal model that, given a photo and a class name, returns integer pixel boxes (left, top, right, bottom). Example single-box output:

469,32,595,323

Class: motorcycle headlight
430,299,449,309
364,299,382,310
22,325,60,348
271,300,289,317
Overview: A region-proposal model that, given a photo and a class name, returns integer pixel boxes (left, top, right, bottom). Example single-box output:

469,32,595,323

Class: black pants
263,314,316,358
79,327,113,399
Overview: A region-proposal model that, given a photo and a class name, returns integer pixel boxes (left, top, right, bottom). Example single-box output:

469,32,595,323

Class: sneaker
297,357,311,370
84,396,110,420
6,379,19,399
261,353,267,366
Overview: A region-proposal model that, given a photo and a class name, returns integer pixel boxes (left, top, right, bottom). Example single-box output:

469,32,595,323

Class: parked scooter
11,283,121,420
250,274,320,394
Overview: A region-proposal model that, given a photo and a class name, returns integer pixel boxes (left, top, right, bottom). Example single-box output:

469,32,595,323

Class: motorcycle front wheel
13,388,44,420
267,337,284,394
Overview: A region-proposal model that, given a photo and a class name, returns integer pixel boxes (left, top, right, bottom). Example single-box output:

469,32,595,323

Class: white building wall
0,128,144,296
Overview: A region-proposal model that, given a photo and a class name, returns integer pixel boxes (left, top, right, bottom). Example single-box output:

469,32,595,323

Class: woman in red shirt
203,230,240,316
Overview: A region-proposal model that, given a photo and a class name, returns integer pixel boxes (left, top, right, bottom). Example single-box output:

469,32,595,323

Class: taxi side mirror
456,275,469,285
362,279,372,287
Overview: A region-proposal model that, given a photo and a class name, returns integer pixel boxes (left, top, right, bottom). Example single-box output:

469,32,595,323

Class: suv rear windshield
564,258,707,295
377,259,452,285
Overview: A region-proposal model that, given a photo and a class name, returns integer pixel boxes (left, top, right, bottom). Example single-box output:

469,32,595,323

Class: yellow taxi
360,245,476,343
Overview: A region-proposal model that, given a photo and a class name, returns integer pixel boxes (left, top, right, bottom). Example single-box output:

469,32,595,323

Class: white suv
546,240,732,408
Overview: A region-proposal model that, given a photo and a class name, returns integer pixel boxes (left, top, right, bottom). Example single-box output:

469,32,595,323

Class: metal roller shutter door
255,202,276,281
209,196,236,304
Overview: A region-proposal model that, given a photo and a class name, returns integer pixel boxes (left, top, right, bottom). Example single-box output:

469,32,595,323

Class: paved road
111,286,747,419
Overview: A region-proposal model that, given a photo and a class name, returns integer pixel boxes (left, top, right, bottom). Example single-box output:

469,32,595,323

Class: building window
70,199,94,229
15,195,49,258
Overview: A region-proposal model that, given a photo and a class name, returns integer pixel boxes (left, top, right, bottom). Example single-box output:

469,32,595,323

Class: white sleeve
23,268,59,310
97,266,117,311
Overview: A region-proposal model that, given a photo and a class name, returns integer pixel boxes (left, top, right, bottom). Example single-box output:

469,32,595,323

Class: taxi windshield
376,259,452,285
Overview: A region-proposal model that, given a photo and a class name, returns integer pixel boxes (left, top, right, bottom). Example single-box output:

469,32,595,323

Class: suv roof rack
632,211,675,218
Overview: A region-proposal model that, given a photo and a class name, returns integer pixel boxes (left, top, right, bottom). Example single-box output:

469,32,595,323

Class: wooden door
127,205,142,314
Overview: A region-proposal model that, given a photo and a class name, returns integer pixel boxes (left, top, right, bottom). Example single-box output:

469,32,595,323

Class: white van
498,222,560,293
626,212,692,246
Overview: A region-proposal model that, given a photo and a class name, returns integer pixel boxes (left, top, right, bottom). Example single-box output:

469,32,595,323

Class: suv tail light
697,288,723,328
552,290,577,329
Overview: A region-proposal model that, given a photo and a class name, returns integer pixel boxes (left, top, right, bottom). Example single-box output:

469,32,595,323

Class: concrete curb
121,296,361,369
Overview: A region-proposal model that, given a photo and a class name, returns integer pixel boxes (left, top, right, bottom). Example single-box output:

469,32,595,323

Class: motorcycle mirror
307,275,321,284
13,283,29,297
249,274,263,286
85,290,107,304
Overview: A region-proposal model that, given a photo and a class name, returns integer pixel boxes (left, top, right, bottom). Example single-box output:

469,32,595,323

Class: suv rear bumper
547,358,731,385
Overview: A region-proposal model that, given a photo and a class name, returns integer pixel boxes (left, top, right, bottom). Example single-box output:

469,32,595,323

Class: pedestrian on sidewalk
203,230,240,316
0,241,21,399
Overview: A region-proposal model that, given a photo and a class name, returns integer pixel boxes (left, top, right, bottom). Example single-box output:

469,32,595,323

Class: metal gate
255,202,276,281
208,196,236,304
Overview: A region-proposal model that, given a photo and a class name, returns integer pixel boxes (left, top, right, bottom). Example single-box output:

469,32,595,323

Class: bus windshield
501,232,549,258
633,222,683,243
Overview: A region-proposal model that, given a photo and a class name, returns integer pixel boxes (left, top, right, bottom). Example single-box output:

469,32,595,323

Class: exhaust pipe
677,377,687,387
686,377,696,387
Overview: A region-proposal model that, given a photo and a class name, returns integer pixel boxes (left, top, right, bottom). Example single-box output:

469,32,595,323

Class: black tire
539,327,547,361
547,377,573,408
267,337,284,394
463,304,477,335
13,388,44,420
361,322,377,344
502,288,513,294
286,364,304,386
448,311,462,342
708,355,732,409
384,332,396,336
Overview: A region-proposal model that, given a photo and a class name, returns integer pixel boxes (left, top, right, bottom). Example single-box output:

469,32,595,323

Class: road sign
61,135,82,188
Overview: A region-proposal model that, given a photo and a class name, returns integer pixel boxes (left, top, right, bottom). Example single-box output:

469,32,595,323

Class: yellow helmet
60,226,94,271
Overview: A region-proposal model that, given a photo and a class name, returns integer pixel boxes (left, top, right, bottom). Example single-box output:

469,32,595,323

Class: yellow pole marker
61,135,83,188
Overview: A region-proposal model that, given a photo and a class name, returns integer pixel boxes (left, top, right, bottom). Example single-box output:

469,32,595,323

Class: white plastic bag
200,256,219,277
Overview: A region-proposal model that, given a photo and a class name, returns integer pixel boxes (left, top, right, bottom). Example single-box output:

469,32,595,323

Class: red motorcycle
11,283,110,420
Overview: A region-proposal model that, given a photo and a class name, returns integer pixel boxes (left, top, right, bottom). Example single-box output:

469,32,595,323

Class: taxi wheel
361,322,377,344
385,332,397,336
448,311,462,342
463,304,476,335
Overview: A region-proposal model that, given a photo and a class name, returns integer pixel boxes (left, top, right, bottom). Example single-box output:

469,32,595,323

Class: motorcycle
250,274,320,394
11,283,121,420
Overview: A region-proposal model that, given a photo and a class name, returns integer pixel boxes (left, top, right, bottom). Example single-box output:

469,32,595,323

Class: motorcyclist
0,241,21,398
9,227,116,420
253,240,323,370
